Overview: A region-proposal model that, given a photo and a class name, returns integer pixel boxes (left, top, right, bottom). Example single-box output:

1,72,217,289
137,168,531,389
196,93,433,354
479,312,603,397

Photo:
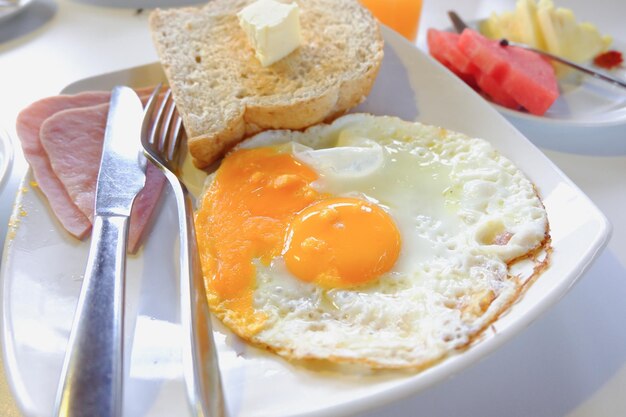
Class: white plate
495,39,626,128
439,23,626,154
0,130,13,192
497,40,626,155
0,0,32,25
1,27,611,417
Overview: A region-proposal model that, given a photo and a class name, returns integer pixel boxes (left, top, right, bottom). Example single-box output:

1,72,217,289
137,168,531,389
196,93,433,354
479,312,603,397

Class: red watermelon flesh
458,28,558,115
427,29,478,89
427,28,519,109
427,29,475,74
475,72,520,109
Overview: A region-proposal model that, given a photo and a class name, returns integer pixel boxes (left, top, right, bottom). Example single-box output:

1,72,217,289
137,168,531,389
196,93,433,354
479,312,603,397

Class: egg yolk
283,198,400,288
195,146,401,335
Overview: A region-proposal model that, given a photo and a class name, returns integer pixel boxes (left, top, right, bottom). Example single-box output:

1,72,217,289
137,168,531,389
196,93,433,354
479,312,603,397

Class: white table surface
1,0,625,416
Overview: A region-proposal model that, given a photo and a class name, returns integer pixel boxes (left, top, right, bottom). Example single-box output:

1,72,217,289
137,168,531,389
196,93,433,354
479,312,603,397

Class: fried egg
194,114,550,368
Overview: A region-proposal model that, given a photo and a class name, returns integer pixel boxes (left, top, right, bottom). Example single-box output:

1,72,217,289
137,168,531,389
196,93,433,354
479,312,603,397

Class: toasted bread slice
149,0,383,169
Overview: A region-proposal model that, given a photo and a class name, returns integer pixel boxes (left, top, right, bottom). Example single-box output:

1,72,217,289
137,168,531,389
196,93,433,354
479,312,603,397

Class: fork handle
55,215,128,417
171,178,225,417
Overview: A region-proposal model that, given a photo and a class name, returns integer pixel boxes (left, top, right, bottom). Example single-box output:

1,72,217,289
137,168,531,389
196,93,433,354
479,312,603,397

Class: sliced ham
126,165,166,254
40,103,166,253
16,92,112,237
15,87,165,253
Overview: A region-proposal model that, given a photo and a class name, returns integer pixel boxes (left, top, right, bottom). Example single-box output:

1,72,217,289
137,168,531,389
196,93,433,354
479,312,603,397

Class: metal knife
54,86,146,417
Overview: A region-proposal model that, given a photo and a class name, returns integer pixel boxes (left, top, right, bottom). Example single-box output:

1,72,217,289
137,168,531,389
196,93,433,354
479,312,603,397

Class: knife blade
54,86,146,417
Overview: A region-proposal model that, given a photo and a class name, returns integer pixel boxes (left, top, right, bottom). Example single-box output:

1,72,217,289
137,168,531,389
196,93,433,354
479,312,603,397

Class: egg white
221,114,549,368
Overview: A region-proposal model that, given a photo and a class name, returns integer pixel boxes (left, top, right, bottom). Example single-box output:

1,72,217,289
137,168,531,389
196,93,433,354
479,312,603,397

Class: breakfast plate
0,0,32,25
1,27,611,417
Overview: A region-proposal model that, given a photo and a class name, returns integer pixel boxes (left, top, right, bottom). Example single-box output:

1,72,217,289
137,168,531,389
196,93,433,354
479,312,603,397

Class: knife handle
55,215,128,417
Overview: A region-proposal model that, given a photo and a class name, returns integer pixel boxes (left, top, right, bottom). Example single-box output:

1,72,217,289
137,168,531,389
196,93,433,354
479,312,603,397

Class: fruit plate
1,27,611,417
437,22,626,155
495,38,626,155
485,37,626,127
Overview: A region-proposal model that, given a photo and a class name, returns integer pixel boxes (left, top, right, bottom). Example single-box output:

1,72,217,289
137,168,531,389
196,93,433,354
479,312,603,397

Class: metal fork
141,85,226,417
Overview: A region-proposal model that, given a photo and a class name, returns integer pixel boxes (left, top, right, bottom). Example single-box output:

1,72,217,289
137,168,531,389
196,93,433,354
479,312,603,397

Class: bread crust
149,0,384,169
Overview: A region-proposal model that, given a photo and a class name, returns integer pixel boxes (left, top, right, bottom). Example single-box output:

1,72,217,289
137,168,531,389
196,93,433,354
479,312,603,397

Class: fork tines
142,85,184,170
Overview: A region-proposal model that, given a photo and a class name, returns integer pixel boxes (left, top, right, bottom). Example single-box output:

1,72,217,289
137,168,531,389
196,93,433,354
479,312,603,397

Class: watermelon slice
427,29,478,88
427,30,475,75
458,28,558,115
427,28,519,109
475,72,520,109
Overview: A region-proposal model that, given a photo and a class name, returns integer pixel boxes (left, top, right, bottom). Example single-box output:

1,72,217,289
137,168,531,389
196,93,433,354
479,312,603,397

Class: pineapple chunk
537,0,612,63
480,0,612,64
515,0,546,50
480,0,546,50
480,11,515,40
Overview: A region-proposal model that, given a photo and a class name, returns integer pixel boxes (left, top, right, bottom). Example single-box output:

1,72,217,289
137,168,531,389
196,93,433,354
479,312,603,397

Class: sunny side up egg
194,114,550,369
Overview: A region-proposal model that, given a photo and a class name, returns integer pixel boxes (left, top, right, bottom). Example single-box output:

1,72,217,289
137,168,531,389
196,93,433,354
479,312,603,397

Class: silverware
54,86,146,417
141,85,226,417
447,10,626,90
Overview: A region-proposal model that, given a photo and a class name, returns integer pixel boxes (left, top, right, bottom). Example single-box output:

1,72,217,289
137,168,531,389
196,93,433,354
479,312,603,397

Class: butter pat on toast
149,0,383,169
